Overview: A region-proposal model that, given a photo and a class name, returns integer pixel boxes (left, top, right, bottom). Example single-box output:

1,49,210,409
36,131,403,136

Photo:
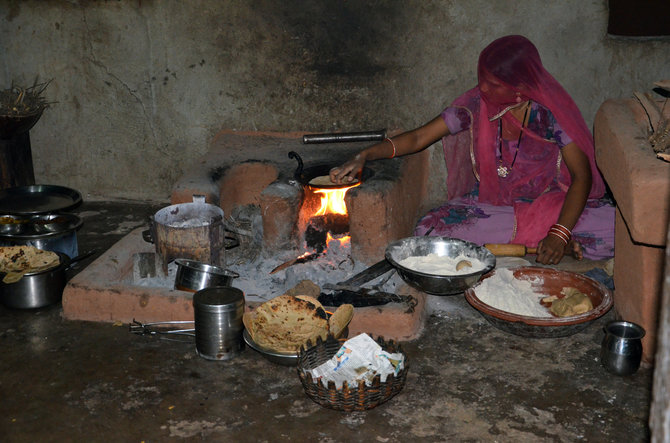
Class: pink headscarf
445,35,605,245
477,35,604,202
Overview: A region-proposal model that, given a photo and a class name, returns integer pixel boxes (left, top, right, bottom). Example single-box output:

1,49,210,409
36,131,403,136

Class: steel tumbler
600,320,645,376
193,286,245,361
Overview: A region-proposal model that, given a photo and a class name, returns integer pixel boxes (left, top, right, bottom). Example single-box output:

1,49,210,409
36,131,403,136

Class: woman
329,35,614,265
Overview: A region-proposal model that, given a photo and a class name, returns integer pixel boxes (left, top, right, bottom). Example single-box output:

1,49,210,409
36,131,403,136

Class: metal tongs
129,319,195,341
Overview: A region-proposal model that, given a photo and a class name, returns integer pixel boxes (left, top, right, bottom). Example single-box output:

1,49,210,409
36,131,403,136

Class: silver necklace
497,102,530,178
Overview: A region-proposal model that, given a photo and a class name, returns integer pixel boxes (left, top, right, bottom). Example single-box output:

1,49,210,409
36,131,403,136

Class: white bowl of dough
385,236,496,295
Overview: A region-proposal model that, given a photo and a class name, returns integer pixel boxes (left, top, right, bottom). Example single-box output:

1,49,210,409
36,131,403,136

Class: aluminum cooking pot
142,196,239,269
0,252,70,309
0,250,95,309
174,259,240,293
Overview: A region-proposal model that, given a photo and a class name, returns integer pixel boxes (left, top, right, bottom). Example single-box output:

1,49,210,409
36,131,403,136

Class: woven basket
297,335,408,412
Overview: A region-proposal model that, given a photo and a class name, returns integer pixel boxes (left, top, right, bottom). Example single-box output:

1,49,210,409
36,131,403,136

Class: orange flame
326,231,350,248
312,184,359,216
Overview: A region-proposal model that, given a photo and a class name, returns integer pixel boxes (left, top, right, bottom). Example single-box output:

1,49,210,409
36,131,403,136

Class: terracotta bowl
464,266,613,338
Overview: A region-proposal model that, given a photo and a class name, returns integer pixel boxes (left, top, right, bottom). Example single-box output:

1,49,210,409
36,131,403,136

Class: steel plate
0,185,82,215
243,329,298,366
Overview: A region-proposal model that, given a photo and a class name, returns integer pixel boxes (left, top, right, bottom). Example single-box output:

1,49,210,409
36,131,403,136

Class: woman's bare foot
565,239,583,260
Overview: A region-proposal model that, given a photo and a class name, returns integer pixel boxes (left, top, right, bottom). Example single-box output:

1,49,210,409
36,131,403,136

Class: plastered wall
0,1,668,201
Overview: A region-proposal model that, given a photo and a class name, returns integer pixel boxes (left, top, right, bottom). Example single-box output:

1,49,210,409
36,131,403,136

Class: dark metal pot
174,259,240,293
0,252,71,309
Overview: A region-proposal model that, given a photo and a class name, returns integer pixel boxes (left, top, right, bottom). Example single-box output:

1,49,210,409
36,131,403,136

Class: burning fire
312,184,359,216
311,183,359,249
326,231,350,247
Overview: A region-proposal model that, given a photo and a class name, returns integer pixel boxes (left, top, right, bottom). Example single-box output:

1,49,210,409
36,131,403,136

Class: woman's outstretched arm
329,116,451,184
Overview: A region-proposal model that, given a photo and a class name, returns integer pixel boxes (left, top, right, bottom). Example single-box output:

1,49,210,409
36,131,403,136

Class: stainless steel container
600,320,645,376
193,286,245,361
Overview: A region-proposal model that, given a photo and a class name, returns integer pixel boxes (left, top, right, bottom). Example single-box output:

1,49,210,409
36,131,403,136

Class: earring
515,92,522,103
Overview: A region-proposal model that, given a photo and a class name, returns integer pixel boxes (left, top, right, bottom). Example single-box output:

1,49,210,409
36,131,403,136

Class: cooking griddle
0,184,82,214
289,151,374,190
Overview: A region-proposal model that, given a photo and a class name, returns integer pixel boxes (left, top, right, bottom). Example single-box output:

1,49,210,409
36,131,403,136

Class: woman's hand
536,234,566,264
329,153,366,184
536,235,583,264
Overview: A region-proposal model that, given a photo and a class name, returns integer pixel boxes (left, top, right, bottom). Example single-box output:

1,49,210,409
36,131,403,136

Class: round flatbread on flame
308,175,358,187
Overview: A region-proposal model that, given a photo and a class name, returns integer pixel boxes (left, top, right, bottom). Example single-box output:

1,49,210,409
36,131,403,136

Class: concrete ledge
594,97,670,364
62,228,427,342
346,290,427,341
62,229,193,323
594,98,669,247
613,209,665,363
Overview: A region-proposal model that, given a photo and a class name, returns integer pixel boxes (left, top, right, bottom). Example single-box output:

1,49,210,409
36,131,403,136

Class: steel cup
600,320,645,376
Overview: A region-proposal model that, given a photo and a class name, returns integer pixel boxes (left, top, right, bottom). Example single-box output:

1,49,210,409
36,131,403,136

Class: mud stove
63,131,448,341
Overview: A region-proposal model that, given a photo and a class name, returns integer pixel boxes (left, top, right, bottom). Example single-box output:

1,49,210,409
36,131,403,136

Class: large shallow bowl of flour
385,237,496,295
464,267,613,338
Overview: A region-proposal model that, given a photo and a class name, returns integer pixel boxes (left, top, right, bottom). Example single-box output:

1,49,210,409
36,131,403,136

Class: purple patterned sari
415,187,615,260
415,36,614,260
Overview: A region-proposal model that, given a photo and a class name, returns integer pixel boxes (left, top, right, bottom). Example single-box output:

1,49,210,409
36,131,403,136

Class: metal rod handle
302,129,386,144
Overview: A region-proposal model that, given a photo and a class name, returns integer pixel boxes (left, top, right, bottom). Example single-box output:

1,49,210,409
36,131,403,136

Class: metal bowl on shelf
174,259,239,292
0,213,83,259
0,215,28,235
385,236,496,295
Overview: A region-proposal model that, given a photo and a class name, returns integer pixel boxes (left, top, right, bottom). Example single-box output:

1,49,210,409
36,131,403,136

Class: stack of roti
0,246,61,283
243,294,354,353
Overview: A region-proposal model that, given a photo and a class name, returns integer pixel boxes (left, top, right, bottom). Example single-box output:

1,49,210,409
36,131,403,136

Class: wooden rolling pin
484,243,537,257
